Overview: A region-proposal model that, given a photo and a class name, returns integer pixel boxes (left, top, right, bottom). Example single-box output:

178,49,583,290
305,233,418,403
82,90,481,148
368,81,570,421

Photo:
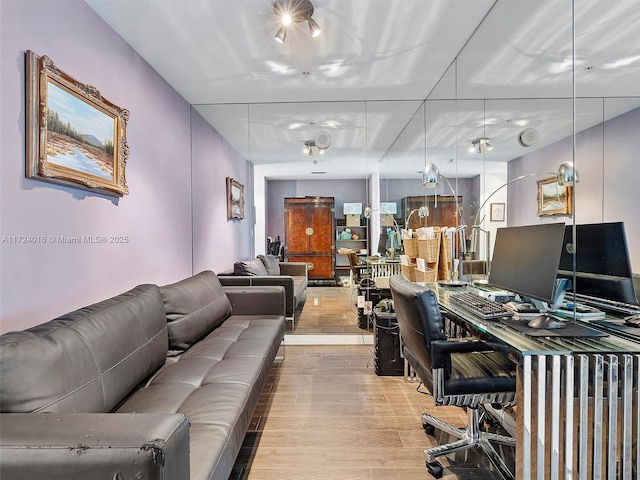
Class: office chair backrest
347,251,360,268
390,274,449,383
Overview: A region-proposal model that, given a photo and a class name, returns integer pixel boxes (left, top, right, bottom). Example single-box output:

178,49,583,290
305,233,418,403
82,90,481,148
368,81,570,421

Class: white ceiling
85,0,640,180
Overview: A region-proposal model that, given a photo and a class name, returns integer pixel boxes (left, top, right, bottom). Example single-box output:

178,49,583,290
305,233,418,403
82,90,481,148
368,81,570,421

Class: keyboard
449,291,514,320
570,293,640,316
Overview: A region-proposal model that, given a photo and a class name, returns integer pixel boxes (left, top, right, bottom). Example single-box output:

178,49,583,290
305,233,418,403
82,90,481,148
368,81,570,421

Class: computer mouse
624,314,640,327
528,315,565,330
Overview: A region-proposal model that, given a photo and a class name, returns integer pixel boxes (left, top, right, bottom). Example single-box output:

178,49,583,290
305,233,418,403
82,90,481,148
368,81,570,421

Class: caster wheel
422,423,436,436
426,460,444,478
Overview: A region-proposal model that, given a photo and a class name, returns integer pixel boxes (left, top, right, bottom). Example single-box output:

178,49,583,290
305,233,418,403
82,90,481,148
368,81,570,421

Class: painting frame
226,177,245,220
489,202,505,222
25,50,129,197
537,176,572,216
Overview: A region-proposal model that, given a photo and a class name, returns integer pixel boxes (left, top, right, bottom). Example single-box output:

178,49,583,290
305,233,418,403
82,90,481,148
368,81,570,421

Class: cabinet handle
305,227,314,236
307,262,314,271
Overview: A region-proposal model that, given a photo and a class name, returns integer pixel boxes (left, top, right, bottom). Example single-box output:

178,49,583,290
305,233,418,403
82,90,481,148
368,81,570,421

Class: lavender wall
508,106,640,271
191,108,254,273
0,0,251,333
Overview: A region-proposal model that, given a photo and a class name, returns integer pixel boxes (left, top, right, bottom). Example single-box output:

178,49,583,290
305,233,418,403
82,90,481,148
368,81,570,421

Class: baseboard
284,333,374,345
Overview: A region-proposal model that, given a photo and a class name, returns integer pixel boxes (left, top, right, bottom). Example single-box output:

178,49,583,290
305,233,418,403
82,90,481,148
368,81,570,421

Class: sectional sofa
0,270,286,480
218,254,308,322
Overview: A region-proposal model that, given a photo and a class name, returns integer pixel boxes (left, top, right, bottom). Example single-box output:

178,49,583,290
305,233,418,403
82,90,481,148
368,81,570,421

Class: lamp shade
422,163,440,187
556,161,579,186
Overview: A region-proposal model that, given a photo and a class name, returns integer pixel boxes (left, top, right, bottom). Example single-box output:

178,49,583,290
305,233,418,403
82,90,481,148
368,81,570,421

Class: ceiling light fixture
274,25,287,44
470,137,493,154
302,130,331,156
273,0,321,44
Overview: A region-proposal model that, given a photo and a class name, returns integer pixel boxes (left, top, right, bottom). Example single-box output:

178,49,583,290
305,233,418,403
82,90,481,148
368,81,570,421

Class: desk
427,282,640,480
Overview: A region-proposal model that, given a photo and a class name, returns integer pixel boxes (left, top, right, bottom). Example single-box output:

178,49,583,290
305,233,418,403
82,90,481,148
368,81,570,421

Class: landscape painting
537,176,572,216
26,50,129,197
46,81,115,181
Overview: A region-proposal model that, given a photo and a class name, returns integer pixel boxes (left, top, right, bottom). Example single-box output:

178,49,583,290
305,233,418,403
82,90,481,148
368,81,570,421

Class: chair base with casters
421,407,515,479
390,274,517,480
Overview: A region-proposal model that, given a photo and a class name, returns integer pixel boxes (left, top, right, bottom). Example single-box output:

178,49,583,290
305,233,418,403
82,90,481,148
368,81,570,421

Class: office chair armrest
431,339,502,369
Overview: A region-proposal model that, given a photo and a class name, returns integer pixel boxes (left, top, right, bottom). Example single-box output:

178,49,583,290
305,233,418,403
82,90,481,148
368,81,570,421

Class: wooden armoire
401,195,462,230
284,197,335,284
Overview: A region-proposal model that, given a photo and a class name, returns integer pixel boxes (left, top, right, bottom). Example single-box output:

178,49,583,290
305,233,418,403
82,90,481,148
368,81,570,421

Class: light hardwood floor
292,285,369,334
229,287,514,480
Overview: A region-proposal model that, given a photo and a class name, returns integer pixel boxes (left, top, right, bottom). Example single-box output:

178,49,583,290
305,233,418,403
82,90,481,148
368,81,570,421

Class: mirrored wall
195,0,640,334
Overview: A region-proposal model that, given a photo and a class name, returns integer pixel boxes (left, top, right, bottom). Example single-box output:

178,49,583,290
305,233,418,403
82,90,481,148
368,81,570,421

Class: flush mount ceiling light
302,130,331,157
518,127,539,147
302,131,331,156
273,0,321,44
470,137,493,154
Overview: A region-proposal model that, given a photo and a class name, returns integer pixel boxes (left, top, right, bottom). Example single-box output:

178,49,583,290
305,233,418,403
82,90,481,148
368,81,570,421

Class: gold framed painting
25,50,129,197
226,177,245,219
537,176,572,216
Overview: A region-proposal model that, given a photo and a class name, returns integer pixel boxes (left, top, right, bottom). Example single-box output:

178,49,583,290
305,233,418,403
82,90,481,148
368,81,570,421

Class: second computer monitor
488,223,566,305
558,222,637,304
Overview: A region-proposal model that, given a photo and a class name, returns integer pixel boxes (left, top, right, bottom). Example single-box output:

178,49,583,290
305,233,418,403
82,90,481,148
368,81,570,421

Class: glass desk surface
421,282,640,357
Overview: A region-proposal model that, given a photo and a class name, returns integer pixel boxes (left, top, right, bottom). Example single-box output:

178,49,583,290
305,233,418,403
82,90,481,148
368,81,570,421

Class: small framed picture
226,177,245,219
490,203,505,222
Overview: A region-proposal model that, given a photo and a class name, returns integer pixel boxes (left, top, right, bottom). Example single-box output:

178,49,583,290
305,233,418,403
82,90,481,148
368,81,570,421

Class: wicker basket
401,264,416,282
403,238,419,258
417,238,439,262
415,268,437,283
438,236,452,280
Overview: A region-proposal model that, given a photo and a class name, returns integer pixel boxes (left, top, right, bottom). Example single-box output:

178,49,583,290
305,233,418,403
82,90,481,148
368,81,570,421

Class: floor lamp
469,161,580,281
422,163,467,286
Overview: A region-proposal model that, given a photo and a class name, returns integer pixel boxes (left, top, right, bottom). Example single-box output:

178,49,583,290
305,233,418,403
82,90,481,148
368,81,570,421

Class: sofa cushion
160,271,232,355
258,254,281,276
0,284,168,414
117,314,285,480
233,259,269,276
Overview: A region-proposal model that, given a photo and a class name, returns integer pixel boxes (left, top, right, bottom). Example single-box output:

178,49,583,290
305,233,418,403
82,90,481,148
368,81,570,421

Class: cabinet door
309,204,334,253
285,204,311,254
288,254,334,280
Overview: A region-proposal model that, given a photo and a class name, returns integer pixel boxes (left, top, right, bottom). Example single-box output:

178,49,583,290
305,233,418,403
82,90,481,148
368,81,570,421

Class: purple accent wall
508,106,640,271
191,108,254,273
0,0,252,333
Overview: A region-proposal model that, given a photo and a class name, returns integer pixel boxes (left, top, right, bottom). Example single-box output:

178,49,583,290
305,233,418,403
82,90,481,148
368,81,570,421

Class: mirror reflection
195,0,640,334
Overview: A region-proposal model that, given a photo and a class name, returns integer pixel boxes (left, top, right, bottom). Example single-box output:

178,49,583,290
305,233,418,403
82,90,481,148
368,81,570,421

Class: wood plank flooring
229,286,514,480
292,285,368,334
231,346,514,479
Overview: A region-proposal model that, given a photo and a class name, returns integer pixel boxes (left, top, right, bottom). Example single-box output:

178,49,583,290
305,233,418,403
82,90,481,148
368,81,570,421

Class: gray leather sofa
218,254,308,320
0,270,286,480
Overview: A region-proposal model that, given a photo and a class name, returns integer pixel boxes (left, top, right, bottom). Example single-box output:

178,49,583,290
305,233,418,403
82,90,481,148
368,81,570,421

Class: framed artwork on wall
226,177,244,219
490,203,505,222
537,176,572,216
25,50,129,197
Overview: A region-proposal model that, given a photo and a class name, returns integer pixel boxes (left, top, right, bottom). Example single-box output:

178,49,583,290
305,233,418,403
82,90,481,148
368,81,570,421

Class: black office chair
389,274,516,479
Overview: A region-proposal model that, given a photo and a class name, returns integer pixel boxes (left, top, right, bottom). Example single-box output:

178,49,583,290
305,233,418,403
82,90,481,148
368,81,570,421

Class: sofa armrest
218,276,295,316
278,262,308,278
0,413,190,480
223,286,286,317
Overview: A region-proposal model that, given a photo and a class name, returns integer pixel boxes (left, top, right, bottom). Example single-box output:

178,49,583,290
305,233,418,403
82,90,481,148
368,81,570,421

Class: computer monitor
558,222,638,304
488,223,566,306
